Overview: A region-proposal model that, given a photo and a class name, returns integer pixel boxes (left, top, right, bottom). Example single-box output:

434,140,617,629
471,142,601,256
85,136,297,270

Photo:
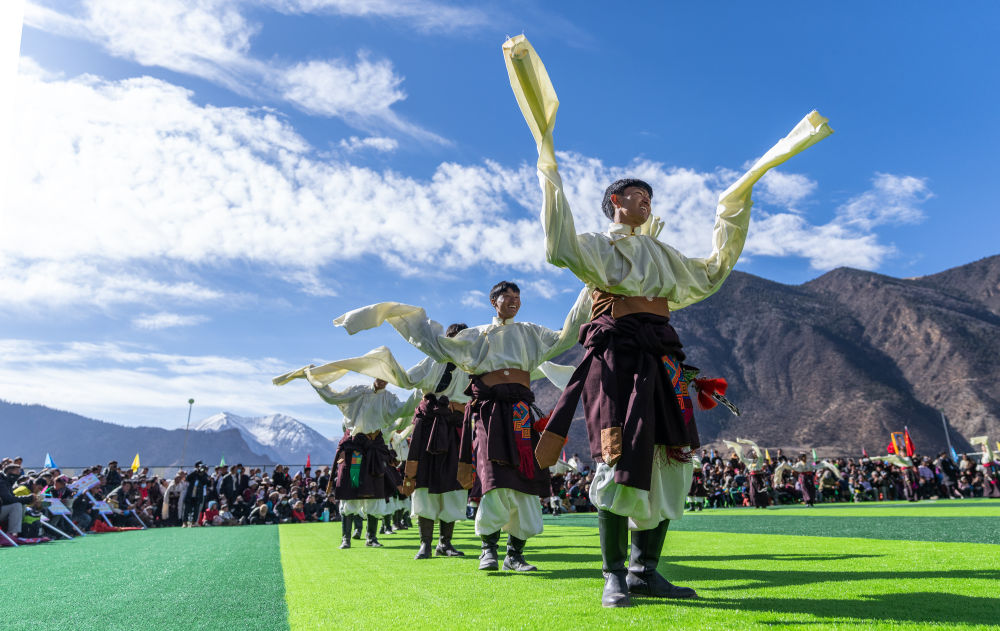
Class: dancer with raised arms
334,282,589,572
503,35,833,607
274,363,419,549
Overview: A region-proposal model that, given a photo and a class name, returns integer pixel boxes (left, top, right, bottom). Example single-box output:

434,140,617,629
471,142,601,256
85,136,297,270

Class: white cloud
838,173,931,229
460,290,487,308
4,61,931,311
339,135,399,153
133,312,210,330
0,339,407,433
23,0,437,139
0,259,228,309
758,171,818,208
263,0,487,31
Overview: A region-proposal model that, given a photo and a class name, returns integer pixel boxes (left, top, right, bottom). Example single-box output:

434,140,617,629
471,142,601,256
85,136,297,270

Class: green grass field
4,499,999,630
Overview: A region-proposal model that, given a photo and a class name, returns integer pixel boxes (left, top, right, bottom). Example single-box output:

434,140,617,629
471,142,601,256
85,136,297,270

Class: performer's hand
535,431,564,470
457,463,475,490
399,477,416,497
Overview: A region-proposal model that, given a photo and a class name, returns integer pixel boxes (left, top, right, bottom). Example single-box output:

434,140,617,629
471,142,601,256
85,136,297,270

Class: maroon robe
409,394,464,494
460,377,550,498
544,312,700,492
333,431,392,501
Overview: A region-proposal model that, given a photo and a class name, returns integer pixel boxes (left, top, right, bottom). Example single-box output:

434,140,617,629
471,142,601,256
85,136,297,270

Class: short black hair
489,281,520,305
445,323,468,338
602,178,653,220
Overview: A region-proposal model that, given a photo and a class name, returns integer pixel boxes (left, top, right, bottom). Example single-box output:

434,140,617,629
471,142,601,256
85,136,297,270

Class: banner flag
44,453,56,468
219,455,226,467
950,445,959,462
131,453,140,473
305,454,311,468
765,448,771,463
811,448,818,465
903,427,915,458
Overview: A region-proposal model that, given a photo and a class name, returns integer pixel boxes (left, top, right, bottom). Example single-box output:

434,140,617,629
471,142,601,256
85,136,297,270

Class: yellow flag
765,448,771,463
131,453,140,473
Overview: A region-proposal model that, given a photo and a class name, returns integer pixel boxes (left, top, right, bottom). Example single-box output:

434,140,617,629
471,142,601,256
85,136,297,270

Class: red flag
306,453,311,468
903,428,915,457
886,442,896,454
862,446,869,458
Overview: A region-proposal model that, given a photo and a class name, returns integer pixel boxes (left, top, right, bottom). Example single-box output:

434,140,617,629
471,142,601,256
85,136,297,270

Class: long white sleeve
504,35,833,310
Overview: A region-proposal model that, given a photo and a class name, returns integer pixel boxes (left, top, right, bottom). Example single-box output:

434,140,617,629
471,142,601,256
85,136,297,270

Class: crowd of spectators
1,456,349,546
4,448,999,545
541,450,1000,514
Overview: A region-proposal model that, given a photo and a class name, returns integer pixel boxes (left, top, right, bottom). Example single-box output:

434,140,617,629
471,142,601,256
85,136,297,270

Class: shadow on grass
684,592,1000,626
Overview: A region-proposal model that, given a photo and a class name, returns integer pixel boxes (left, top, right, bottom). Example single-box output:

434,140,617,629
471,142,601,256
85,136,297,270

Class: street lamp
180,398,195,467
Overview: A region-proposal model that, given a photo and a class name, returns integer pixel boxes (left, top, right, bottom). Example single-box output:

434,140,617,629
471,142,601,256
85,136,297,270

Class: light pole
180,398,195,468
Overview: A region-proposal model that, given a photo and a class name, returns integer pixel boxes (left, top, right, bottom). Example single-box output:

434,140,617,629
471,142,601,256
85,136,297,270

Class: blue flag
44,453,57,468
949,445,959,463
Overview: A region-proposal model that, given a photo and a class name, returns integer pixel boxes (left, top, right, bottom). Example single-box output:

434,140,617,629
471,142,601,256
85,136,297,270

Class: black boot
381,515,394,534
394,510,406,530
415,516,434,560
351,514,363,539
339,513,352,549
478,531,500,570
598,510,631,607
365,515,383,547
503,535,537,571
626,520,696,598
436,520,465,557
404,512,413,528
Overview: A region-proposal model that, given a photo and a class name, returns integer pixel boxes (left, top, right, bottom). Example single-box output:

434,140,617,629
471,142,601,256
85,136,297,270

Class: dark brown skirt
461,377,550,498
409,394,464,494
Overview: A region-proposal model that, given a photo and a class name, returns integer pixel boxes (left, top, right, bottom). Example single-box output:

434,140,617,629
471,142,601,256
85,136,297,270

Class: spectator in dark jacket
1,462,36,537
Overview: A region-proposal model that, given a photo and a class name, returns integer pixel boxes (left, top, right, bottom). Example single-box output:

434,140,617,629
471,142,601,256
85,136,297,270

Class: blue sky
2,1,997,440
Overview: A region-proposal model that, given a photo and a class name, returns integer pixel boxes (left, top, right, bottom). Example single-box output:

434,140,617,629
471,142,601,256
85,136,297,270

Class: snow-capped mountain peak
194,412,336,466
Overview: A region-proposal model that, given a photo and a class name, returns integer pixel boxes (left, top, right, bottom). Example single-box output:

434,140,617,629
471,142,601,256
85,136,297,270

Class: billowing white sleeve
539,285,592,362
334,302,487,372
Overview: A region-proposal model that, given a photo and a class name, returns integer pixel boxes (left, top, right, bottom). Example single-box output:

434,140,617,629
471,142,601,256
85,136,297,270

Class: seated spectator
1,461,37,542
199,501,221,526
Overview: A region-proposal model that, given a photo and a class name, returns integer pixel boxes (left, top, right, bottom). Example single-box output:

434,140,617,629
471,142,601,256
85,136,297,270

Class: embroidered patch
512,401,532,439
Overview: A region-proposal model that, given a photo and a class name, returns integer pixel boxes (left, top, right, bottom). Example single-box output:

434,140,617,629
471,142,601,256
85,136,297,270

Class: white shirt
309,383,419,437
503,34,833,311
333,287,591,376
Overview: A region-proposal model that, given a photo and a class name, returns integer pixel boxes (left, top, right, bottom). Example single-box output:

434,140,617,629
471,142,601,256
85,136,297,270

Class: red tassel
693,378,728,411
517,441,535,479
533,414,549,433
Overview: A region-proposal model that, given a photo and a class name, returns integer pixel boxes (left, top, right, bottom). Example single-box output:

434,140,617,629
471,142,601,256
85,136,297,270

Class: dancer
772,453,839,507
736,439,770,508
274,364,419,549
685,456,707,512
335,281,589,571
503,35,833,607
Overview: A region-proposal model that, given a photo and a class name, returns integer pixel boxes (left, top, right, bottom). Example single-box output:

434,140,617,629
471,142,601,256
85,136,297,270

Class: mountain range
3,255,998,467
532,255,1000,461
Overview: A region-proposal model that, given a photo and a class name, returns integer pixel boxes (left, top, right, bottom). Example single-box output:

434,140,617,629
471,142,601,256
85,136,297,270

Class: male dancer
504,35,833,607
335,282,589,571
274,365,418,548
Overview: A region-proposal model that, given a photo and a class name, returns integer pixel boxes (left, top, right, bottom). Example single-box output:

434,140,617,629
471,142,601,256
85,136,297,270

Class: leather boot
414,516,434,559
478,531,500,570
351,514,363,539
626,520,696,598
503,535,537,571
435,520,465,557
598,510,631,607
381,515,394,534
394,510,407,530
365,515,383,547
339,513,352,549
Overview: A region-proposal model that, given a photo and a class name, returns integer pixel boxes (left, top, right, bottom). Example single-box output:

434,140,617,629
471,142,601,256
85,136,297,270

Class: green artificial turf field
4,499,999,631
